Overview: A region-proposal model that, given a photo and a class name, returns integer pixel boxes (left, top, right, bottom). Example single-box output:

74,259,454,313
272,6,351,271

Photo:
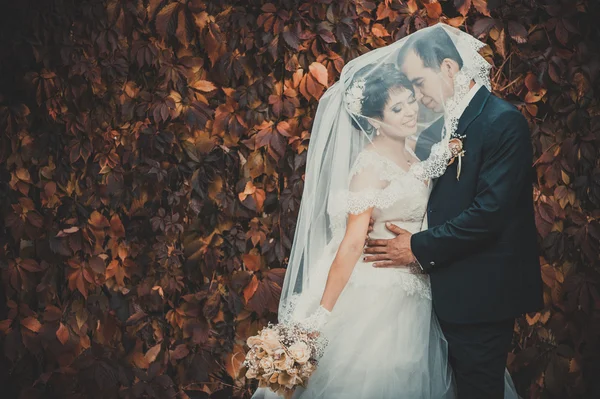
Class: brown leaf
19,259,43,272
507,21,528,43
56,323,69,345
472,0,491,16
225,344,246,379
145,343,162,364
171,344,190,360
473,17,497,39
191,80,217,92
243,275,259,303
455,0,472,16
156,3,179,40
242,252,261,272
308,62,328,88
21,317,42,333
371,23,390,38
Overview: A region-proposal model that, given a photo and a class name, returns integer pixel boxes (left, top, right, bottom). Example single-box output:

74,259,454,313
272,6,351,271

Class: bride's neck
373,135,406,151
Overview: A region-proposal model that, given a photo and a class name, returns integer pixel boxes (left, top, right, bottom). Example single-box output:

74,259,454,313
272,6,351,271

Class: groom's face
401,50,454,114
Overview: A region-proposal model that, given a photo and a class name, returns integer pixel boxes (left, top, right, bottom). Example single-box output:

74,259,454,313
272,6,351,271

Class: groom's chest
427,119,487,212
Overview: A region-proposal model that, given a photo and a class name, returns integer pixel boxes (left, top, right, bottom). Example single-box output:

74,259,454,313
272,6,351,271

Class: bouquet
243,306,330,398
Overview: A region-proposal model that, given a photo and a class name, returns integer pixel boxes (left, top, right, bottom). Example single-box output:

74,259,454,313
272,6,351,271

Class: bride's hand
298,305,332,332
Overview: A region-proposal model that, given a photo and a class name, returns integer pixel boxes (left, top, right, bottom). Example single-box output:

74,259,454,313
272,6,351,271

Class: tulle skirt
251,236,520,399
252,276,455,399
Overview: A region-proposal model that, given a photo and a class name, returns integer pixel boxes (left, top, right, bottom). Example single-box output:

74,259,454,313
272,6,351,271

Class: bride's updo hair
347,63,413,133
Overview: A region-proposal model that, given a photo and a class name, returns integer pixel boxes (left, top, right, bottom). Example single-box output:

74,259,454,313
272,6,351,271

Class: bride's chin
393,128,417,139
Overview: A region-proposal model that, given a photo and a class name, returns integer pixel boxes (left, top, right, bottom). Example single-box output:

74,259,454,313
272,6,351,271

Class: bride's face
377,87,419,138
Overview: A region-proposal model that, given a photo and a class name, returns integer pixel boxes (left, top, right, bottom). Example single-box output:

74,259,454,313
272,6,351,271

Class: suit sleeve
411,110,533,273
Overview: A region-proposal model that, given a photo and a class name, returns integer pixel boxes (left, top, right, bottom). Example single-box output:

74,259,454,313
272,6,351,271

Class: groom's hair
397,26,463,71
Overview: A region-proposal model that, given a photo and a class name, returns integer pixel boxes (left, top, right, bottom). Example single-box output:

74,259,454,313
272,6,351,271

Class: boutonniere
448,134,466,181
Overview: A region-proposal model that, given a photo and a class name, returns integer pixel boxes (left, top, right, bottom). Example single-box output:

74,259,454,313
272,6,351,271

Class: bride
250,25,518,399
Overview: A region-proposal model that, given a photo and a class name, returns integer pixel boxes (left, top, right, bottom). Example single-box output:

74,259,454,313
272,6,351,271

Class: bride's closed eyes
391,94,417,113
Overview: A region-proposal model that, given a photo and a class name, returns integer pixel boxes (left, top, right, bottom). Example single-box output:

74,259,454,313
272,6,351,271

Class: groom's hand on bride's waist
363,222,421,271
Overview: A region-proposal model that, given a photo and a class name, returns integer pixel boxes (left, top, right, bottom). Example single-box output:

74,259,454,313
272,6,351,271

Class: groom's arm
411,110,533,273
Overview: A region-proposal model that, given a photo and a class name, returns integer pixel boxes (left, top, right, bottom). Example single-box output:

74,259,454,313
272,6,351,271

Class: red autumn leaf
455,0,472,16
191,80,217,92
170,344,190,360
145,343,162,364
56,322,69,345
243,275,259,303
308,62,328,88
371,23,390,38
473,17,497,38
507,21,528,43
242,253,261,272
21,316,42,333
19,259,43,272
110,214,125,238
473,0,491,16
225,344,246,379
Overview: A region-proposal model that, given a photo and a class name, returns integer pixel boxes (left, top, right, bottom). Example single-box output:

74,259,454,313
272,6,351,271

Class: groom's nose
414,88,423,102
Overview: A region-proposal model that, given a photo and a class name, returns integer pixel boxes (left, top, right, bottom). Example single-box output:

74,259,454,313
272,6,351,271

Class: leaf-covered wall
0,0,599,398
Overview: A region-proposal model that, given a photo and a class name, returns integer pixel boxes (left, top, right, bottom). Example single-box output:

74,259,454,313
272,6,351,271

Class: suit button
429,209,435,213
430,261,435,266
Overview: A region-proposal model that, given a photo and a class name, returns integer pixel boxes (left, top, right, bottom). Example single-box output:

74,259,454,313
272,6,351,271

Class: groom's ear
440,58,460,78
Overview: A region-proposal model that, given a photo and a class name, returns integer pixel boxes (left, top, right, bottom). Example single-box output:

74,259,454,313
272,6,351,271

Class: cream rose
261,330,282,354
254,346,267,359
273,350,295,371
259,357,274,372
300,361,315,378
268,371,280,384
245,367,258,379
260,328,279,341
288,341,311,364
278,371,304,389
246,335,262,348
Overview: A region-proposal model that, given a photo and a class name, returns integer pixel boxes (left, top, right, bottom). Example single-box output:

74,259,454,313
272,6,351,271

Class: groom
364,27,543,398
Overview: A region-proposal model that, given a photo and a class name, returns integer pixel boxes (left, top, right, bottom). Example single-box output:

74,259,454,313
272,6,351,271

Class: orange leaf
424,3,442,19
145,343,162,364
19,259,43,272
21,316,42,333
242,253,261,272
456,0,472,16
308,62,328,87
191,80,217,92
225,344,246,379
133,352,150,369
372,23,390,38
89,210,110,229
16,168,31,181
110,215,125,238
243,275,259,303
525,88,547,103
473,0,491,16
56,322,69,345
171,344,190,360
407,0,419,13
239,181,256,202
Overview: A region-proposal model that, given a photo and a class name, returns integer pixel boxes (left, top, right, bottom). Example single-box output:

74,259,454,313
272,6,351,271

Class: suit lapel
428,86,491,199
453,85,491,138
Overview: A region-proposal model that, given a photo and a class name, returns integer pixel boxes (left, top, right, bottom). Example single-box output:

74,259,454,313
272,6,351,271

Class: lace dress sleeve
344,151,392,215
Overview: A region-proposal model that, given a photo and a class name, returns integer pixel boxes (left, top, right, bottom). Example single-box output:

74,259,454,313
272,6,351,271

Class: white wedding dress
252,149,518,399
253,149,454,398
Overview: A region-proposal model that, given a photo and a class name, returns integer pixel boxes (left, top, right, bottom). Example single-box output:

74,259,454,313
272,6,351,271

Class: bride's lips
404,117,417,128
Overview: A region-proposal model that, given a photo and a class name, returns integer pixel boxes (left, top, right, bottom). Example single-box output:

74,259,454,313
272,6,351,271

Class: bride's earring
376,127,381,136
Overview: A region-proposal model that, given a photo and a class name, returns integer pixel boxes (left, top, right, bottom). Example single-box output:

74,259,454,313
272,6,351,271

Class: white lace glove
298,305,332,332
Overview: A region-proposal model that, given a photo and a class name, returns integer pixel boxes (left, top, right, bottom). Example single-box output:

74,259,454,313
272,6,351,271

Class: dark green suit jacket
412,86,544,323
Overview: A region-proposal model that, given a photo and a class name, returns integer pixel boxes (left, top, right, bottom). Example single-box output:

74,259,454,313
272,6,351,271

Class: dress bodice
331,150,433,299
